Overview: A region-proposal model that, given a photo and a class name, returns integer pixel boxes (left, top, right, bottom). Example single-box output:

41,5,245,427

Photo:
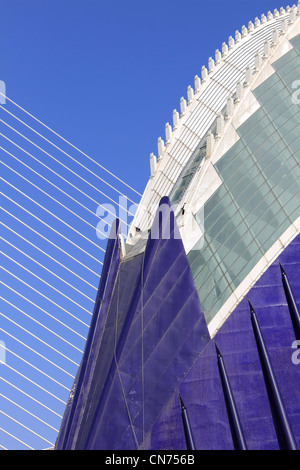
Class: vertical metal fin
248,301,298,450
215,343,248,450
179,395,196,450
279,263,300,340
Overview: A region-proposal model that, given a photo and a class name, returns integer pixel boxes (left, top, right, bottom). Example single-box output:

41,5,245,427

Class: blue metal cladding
55,197,210,449
145,233,300,450
56,200,300,450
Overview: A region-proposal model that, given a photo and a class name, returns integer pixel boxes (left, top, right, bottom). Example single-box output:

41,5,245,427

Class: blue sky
0,0,288,451
1,0,285,191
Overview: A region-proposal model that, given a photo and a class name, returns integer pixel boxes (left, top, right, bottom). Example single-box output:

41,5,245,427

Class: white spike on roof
228,36,234,49
235,30,242,42
208,57,215,73
201,65,208,82
242,25,248,37
245,65,253,86
149,153,157,177
264,39,271,57
206,131,215,157
261,13,267,23
290,6,297,22
165,123,172,143
273,28,280,44
282,17,288,33
172,109,179,129
194,75,201,92
157,137,165,160
215,49,222,64
180,97,187,116
235,80,243,101
222,42,229,56
226,95,234,118
187,85,194,104
255,50,263,70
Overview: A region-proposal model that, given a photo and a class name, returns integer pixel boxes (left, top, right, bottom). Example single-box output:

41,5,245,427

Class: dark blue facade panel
55,220,122,450
56,198,210,450
146,233,300,450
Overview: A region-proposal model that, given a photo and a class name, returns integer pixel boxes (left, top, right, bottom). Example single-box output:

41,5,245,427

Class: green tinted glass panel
188,34,300,324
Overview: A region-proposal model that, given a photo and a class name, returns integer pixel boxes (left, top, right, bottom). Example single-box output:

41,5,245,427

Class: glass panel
187,36,300,325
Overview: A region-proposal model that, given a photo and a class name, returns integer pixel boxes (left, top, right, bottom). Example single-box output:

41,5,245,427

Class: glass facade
188,34,300,324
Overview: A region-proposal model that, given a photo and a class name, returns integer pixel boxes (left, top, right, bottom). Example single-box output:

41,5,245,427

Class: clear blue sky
0,0,287,450
1,0,285,193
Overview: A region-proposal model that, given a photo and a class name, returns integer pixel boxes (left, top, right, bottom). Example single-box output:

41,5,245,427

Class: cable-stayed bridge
0,91,141,450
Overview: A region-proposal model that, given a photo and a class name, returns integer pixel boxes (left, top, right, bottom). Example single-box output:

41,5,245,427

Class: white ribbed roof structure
128,3,300,242
126,3,300,338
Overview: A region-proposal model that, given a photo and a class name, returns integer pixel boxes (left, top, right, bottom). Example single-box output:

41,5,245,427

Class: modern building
55,4,300,450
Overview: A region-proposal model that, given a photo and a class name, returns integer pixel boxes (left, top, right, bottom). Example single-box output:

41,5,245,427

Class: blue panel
55,219,121,449
146,233,300,450
56,198,210,449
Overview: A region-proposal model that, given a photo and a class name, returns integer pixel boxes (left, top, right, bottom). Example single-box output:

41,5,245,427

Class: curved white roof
128,3,300,242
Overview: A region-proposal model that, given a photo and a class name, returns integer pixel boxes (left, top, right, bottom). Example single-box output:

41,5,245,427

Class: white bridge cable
0,132,130,229
0,326,76,380
0,310,79,368
2,241,94,304
3,256,91,327
0,426,34,450
0,339,72,393
1,177,107,256
2,361,67,405
0,107,139,211
0,376,63,419
2,207,100,278
0,92,142,197
0,410,54,447
0,140,115,238
1,249,94,314
2,220,97,291
0,93,143,450
1,297,83,358
1,155,111,243
0,393,59,434
0,144,117,239
1,191,103,266
2,279,88,340
2,266,90,329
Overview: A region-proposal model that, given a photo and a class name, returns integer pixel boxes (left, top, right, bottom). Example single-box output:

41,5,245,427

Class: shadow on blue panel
55,197,210,450
146,233,300,450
